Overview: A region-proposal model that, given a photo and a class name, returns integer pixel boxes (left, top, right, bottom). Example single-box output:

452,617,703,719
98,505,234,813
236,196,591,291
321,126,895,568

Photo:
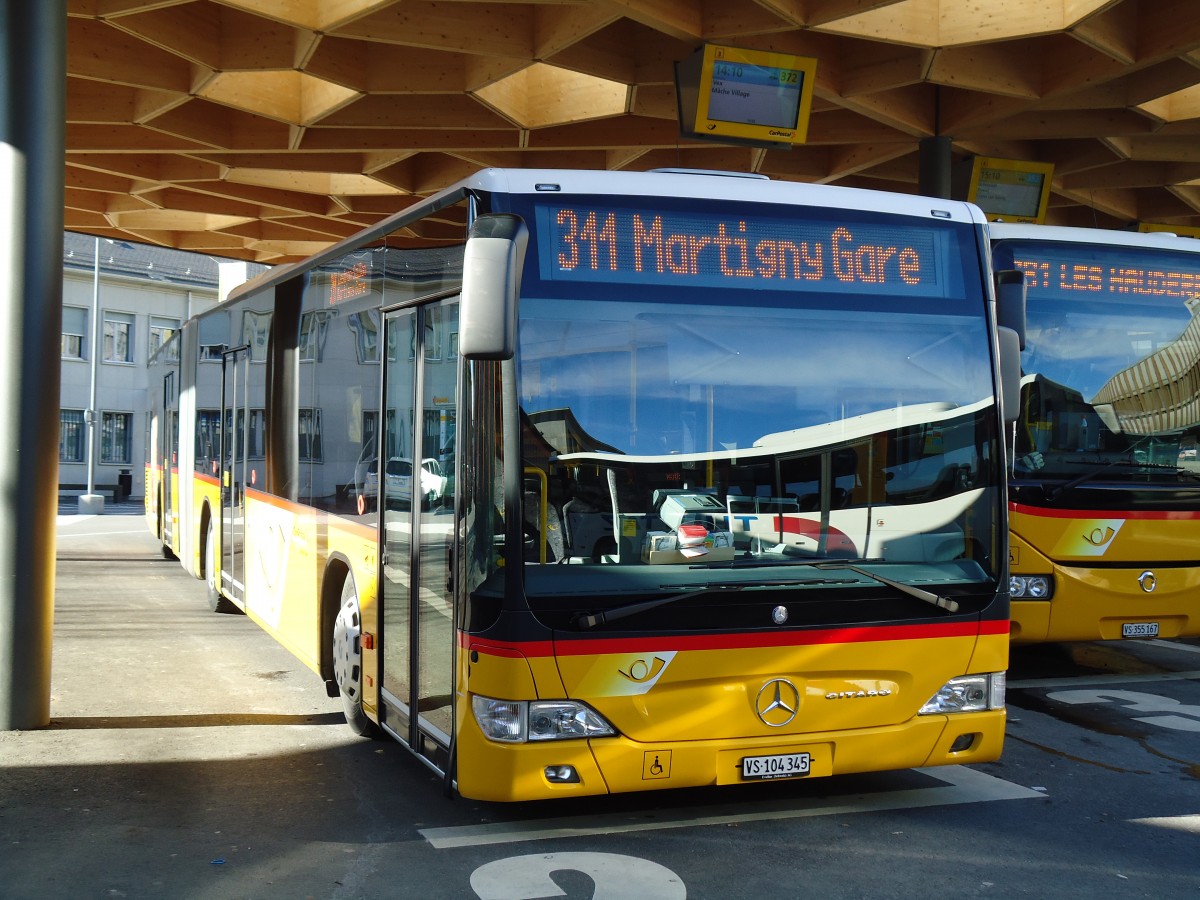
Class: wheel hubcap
332,582,363,702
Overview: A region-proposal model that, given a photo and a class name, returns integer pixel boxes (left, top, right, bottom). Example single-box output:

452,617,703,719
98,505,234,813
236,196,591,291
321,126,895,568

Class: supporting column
918,135,953,199
0,0,66,730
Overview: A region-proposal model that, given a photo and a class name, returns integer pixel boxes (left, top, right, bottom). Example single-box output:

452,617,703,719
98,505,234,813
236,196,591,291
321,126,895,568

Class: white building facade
59,234,265,502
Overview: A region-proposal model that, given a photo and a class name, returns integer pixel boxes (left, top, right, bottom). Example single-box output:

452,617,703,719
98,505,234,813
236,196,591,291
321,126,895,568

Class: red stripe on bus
1010,501,1200,521
465,618,1007,658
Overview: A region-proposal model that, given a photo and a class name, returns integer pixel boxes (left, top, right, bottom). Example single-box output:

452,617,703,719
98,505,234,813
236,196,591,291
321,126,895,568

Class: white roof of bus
988,221,1200,253
457,168,989,225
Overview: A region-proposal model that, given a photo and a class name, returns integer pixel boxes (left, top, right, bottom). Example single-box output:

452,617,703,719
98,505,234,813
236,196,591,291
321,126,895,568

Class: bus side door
378,299,459,771
220,346,251,606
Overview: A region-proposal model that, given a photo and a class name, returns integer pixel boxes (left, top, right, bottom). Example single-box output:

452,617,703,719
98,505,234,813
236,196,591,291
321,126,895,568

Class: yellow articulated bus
147,168,1020,802
991,223,1200,643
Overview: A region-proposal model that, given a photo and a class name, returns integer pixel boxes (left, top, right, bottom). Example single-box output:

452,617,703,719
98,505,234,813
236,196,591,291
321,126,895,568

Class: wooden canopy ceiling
66,0,1200,263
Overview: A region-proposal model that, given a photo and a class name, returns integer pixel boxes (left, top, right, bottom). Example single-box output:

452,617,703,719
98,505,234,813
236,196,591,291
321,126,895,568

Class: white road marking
1009,670,1200,690
420,765,1043,849
1129,814,1200,835
1149,639,1200,655
471,853,685,900
56,529,149,537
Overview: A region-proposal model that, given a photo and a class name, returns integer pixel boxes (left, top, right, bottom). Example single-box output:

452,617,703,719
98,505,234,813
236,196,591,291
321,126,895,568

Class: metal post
79,238,104,513
0,0,66,730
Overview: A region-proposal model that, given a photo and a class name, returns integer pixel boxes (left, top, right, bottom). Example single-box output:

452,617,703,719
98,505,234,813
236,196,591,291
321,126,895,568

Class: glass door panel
220,347,249,604
416,299,458,742
380,309,417,737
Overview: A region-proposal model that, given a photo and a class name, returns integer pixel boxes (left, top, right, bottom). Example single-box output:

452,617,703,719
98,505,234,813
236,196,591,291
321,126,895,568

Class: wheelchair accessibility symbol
643,750,671,779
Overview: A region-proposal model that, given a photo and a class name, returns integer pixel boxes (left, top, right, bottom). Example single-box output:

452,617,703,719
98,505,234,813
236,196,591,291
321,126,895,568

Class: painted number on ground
1047,689,1200,732
471,852,686,900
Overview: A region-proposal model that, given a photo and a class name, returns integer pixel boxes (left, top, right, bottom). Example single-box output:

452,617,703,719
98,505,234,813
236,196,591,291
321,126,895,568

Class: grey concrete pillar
0,0,66,730
918,135,953,200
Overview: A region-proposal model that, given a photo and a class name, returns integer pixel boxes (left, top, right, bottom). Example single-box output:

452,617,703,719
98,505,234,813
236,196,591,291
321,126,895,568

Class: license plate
1122,622,1159,638
742,752,811,780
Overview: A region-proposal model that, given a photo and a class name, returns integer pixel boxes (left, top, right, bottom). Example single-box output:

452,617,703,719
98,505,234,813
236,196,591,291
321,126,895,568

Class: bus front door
379,299,459,773
220,346,250,606
160,370,177,547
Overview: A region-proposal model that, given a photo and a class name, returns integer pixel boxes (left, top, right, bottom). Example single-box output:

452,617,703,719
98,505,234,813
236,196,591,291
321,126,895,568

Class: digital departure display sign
675,44,816,148
966,157,1054,224
536,203,955,297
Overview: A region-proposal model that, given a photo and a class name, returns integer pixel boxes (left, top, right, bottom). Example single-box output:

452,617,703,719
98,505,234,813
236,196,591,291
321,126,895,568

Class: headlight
472,695,616,743
1010,575,1053,599
919,673,1005,715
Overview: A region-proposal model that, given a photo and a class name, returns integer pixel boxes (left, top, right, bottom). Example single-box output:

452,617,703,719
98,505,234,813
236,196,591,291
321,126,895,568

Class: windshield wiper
572,578,858,630
1047,459,1171,498
812,562,959,613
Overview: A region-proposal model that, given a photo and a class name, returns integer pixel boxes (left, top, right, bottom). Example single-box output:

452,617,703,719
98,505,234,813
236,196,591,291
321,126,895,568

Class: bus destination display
538,204,951,297
1011,251,1200,300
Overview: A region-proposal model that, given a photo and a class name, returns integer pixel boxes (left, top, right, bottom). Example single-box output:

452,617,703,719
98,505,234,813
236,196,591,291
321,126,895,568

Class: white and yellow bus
148,168,1018,801
991,223,1200,643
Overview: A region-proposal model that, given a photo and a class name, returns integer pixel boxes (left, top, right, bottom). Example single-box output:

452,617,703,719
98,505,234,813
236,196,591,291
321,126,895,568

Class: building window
100,412,132,464
103,311,134,363
242,309,271,362
149,316,180,358
299,408,323,462
62,306,87,360
195,408,220,472
349,310,380,363
199,314,228,362
60,409,86,462
299,310,332,362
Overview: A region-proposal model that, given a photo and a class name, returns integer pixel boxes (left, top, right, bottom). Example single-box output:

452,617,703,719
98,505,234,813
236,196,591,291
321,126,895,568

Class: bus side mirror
997,326,1022,425
994,269,1026,350
459,214,528,360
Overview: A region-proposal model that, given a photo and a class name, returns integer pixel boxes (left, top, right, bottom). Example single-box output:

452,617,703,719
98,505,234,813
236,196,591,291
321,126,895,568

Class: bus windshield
505,195,1000,609
992,238,1200,498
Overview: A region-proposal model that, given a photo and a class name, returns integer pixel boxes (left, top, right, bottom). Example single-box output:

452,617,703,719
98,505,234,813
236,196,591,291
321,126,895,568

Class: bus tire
332,573,381,738
205,517,238,614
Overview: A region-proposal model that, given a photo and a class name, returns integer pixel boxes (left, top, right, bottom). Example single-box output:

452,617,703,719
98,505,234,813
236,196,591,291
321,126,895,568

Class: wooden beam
602,0,703,42
835,84,937,137
631,83,678,119
526,114,689,149
68,17,194,91
333,2,534,58
702,0,797,39
956,109,1157,140
542,26,640,85
1052,183,1139,221
821,140,915,182
316,94,514,129
299,127,521,152
66,123,213,152
1123,135,1200,163
1070,0,1138,64
143,100,293,150
805,108,910,144
796,0,912,29
925,43,1043,99
64,165,137,193
836,44,925,97
67,78,137,123
535,3,624,59
105,3,221,68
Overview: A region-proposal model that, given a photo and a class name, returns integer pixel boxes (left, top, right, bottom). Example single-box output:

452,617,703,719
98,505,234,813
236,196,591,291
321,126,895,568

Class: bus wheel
205,518,237,614
332,574,381,738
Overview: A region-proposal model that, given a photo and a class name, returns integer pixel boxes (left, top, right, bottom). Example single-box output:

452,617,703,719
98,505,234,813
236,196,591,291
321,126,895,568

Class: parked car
364,457,448,509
